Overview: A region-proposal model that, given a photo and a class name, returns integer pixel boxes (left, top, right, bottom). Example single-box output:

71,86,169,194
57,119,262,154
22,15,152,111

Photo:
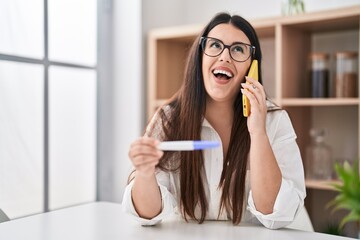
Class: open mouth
212,69,233,80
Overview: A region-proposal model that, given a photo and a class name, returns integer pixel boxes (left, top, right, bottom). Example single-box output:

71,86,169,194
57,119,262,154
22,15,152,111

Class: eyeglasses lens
202,37,253,62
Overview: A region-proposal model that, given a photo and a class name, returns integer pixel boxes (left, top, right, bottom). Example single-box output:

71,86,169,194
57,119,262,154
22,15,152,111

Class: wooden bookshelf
147,6,360,236
305,179,341,191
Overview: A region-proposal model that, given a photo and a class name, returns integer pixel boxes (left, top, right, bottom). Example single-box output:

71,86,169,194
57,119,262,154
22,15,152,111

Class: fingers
243,77,265,99
241,77,266,115
242,77,265,99
132,155,162,168
128,137,164,172
129,138,161,157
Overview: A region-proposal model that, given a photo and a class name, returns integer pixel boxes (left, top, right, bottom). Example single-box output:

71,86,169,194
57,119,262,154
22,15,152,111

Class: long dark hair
147,13,263,224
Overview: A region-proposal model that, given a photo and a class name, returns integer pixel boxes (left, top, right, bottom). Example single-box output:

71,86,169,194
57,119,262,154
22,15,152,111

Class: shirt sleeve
247,110,306,229
121,171,178,226
121,106,178,225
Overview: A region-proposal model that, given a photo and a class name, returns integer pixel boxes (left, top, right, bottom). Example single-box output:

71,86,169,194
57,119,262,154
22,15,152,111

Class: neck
205,97,234,159
205,98,233,129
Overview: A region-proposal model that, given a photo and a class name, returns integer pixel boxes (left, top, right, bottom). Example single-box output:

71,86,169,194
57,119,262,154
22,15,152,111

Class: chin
208,93,231,103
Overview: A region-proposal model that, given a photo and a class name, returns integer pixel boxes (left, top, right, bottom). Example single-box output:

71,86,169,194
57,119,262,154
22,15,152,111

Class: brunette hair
148,13,263,224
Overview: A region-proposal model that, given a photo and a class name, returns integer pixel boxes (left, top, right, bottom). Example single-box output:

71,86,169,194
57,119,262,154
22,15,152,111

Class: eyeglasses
199,37,255,62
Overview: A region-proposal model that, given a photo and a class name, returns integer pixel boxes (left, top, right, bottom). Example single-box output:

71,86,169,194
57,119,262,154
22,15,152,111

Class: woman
122,12,306,229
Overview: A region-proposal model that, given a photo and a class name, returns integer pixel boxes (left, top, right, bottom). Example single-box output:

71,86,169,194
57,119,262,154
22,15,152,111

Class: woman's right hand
128,137,164,178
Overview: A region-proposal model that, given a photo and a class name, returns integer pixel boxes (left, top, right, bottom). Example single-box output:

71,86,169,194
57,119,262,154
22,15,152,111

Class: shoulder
265,101,296,144
265,100,290,124
145,104,175,139
266,110,293,131
148,104,173,124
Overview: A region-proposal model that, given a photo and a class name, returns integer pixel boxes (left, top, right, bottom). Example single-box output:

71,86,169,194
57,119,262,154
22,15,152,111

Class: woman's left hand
241,77,267,136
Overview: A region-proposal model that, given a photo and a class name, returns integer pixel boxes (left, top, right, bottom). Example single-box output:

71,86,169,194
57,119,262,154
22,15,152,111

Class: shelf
152,98,359,111
149,24,202,40
155,99,167,107
281,98,359,106
279,6,360,32
305,179,341,191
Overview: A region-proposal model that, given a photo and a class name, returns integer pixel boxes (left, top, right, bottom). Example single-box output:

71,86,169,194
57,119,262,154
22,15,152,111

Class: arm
242,78,306,229
249,132,281,214
122,170,178,225
122,107,178,225
247,118,306,229
242,77,282,214
129,137,163,219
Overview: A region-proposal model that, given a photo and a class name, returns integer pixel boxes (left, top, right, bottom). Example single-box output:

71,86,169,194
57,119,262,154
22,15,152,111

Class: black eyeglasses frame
199,36,256,62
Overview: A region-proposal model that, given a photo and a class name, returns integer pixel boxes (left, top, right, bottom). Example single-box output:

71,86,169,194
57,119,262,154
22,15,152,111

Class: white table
0,202,353,240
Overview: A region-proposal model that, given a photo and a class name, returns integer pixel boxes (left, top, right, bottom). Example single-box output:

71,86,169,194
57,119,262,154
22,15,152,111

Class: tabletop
0,201,353,240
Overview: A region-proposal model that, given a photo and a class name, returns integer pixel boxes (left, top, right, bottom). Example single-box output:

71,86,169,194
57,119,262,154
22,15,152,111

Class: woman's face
202,23,252,104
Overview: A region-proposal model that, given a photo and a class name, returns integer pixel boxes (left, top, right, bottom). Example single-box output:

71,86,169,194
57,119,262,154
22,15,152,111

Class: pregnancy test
157,141,220,151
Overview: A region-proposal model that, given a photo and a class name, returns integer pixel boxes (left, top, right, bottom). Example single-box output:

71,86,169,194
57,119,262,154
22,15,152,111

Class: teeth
213,69,233,78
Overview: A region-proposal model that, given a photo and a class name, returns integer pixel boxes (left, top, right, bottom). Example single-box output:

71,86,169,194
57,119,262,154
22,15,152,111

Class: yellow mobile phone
242,60,259,117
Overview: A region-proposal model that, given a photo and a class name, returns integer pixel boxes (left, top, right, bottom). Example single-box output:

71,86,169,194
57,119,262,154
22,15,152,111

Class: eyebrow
208,36,250,46
232,41,250,45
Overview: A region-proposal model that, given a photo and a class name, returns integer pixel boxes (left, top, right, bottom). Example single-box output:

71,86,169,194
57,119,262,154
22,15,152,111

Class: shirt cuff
121,180,177,226
247,178,304,229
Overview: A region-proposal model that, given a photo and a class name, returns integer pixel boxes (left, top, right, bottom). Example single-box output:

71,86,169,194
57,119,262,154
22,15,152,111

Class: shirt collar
202,118,214,129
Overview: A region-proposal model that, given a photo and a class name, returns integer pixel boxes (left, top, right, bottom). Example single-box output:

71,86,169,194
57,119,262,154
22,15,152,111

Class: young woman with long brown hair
122,12,306,229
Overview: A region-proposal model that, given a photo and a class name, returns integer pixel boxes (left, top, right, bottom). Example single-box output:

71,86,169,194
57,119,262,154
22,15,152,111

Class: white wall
182,0,360,24
112,0,142,202
143,0,360,33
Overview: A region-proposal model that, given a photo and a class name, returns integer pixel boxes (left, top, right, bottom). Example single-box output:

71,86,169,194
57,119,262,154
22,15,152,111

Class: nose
218,47,232,63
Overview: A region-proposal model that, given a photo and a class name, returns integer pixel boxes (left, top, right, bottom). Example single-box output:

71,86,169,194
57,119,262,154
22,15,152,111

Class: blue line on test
193,140,220,150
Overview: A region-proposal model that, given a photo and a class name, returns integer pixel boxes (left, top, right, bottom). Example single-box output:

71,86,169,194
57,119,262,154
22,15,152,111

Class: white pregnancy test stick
157,141,220,151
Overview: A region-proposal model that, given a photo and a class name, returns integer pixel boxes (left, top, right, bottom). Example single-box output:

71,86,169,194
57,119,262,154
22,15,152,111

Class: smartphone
242,59,259,117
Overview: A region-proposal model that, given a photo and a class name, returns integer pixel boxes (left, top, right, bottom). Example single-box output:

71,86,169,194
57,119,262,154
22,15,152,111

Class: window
0,0,97,218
